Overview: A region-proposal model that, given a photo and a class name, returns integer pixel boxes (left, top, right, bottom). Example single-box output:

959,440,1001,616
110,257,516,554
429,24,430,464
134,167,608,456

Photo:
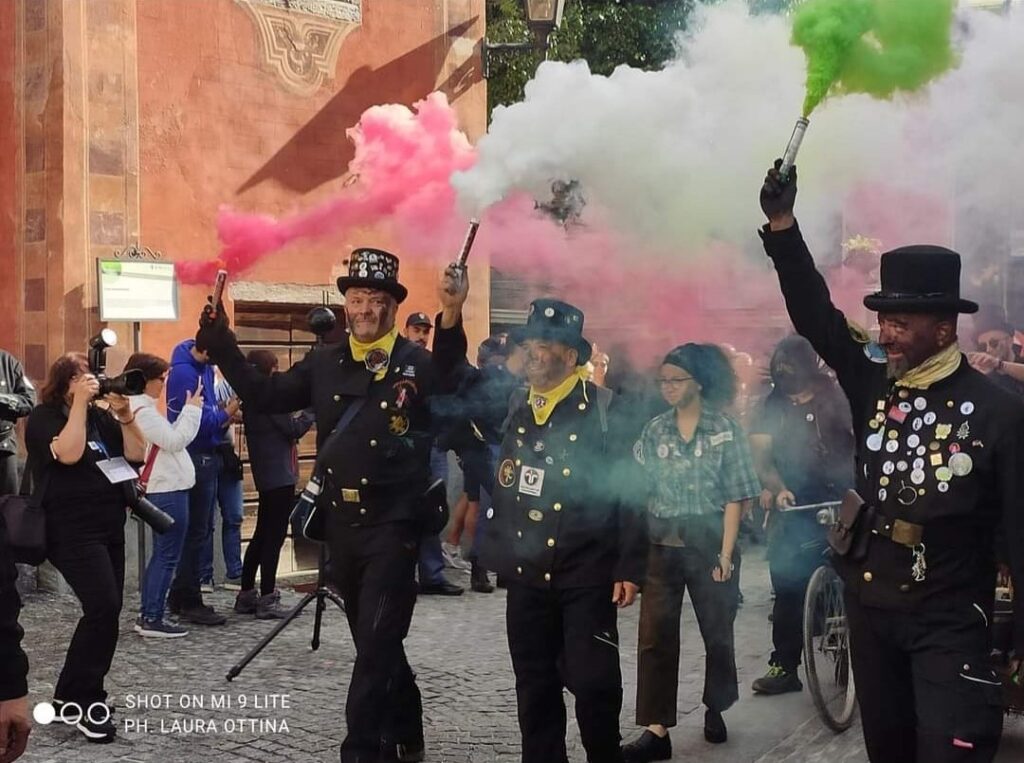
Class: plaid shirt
634,408,761,519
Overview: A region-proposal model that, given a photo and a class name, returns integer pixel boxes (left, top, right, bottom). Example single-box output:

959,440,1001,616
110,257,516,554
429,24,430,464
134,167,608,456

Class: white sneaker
442,542,472,571
200,581,215,594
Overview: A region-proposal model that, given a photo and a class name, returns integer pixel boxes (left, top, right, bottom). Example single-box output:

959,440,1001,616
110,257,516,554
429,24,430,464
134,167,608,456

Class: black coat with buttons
211,334,437,534
762,223,1024,653
433,320,648,590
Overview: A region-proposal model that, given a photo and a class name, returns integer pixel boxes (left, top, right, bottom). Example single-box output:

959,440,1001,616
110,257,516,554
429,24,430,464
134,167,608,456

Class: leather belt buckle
891,518,923,547
342,489,361,503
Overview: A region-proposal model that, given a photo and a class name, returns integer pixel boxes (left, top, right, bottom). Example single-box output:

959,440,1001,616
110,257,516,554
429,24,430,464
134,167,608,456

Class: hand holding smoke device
451,219,480,288
209,269,228,319
778,118,809,182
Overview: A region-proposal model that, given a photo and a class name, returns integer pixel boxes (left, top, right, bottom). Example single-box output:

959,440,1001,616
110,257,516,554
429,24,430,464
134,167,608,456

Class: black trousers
241,484,294,596
768,523,826,672
845,593,1003,762
506,582,624,763
636,545,740,725
47,512,125,706
331,521,421,763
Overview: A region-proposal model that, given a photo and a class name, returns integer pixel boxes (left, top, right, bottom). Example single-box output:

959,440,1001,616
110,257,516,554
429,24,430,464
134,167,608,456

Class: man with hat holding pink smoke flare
760,161,1024,762
196,248,441,763
434,266,647,763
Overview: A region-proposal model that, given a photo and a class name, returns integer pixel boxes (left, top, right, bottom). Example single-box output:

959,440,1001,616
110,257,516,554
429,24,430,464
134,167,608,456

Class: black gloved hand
196,298,236,360
759,159,797,223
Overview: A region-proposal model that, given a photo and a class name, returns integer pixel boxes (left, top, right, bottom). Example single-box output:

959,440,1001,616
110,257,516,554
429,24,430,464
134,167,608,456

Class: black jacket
210,334,437,537
0,519,28,701
0,350,36,456
763,223,1024,653
433,319,647,590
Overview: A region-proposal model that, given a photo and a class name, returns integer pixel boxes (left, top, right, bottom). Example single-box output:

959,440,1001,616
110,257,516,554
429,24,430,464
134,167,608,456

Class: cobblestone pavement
15,550,1024,762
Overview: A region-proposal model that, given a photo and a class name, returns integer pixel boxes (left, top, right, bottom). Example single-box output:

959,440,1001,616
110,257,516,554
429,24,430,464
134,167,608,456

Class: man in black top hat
434,267,647,763
760,162,1024,762
198,249,439,763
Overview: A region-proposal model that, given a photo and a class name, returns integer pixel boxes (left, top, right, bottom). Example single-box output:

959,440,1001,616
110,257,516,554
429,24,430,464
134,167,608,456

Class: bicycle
775,500,858,732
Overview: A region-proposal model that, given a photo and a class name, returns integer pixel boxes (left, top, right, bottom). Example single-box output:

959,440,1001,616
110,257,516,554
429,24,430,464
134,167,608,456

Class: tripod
226,304,347,682
226,544,345,681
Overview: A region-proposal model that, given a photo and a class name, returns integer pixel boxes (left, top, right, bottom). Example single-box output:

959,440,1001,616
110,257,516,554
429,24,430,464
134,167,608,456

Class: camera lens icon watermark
33,701,111,726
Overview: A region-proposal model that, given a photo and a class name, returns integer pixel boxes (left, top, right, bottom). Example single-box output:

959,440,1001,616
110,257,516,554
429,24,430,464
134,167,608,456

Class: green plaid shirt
634,408,761,519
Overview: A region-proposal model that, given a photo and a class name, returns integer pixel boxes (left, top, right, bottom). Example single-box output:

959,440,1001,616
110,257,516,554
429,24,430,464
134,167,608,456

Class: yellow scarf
529,368,588,426
894,342,962,390
349,327,398,381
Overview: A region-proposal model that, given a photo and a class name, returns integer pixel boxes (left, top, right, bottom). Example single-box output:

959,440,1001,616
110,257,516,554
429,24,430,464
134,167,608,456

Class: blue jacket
167,339,229,455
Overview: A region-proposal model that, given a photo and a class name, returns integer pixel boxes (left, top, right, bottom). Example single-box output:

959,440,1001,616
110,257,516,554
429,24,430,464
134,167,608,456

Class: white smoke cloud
454,1,1024,263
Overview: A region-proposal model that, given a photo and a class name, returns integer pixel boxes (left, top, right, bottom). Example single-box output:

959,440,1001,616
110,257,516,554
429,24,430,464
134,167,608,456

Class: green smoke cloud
792,0,957,116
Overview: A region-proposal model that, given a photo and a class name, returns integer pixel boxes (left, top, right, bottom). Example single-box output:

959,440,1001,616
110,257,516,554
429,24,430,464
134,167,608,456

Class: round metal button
333,394,341,402
544,573,551,581
517,531,522,538
863,571,873,582
360,478,368,485
563,468,571,477
553,503,562,511
517,566,523,575
359,508,367,515
369,439,377,447
380,401,388,409
547,538,555,548
899,584,910,592
569,434,578,442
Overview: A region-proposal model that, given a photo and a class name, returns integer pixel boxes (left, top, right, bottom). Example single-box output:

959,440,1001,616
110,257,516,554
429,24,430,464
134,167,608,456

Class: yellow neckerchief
529,368,589,426
894,342,962,390
349,327,398,381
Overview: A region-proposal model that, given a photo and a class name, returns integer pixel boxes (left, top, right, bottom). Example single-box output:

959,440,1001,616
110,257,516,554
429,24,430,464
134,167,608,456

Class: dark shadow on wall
238,17,479,196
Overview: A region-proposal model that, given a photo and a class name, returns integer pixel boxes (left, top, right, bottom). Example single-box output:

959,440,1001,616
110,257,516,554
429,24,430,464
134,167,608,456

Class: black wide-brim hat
511,298,593,365
863,245,978,314
337,247,408,304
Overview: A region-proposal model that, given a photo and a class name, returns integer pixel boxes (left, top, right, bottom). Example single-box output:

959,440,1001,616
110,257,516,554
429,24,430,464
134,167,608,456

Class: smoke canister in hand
779,117,809,181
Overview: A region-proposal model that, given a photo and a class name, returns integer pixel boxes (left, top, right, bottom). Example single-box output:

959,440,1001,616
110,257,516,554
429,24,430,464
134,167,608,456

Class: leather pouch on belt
827,489,871,560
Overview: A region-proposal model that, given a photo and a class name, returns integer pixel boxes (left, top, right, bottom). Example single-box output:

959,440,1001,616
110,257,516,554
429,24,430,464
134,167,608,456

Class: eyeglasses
981,337,1009,351
656,376,694,387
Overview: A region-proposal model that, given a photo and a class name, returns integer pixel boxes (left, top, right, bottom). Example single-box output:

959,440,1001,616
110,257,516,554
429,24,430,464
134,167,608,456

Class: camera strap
138,445,161,495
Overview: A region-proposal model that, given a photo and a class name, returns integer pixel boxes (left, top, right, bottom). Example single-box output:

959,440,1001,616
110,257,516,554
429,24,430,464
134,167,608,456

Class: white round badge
924,412,937,425
949,452,974,477
913,458,925,471
896,461,908,472
916,446,926,456
960,401,975,416
806,413,815,422
878,488,887,501
867,433,883,452
657,444,670,459
886,440,899,453
882,461,895,475
486,508,494,519
912,418,923,432
910,469,925,486
914,397,927,411
907,434,920,449
898,402,912,414
937,481,949,493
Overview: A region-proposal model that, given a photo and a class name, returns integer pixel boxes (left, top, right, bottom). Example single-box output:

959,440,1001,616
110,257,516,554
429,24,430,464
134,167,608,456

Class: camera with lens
88,329,146,396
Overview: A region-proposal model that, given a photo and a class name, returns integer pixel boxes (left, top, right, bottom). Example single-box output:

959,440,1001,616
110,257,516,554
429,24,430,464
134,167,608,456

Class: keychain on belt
911,543,927,582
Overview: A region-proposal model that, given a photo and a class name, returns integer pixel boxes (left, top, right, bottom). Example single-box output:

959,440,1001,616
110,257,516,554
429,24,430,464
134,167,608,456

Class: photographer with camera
124,353,203,638
0,350,35,496
24,352,145,744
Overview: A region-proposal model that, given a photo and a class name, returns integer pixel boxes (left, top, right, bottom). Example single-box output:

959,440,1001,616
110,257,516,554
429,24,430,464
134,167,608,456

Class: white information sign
97,260,179,322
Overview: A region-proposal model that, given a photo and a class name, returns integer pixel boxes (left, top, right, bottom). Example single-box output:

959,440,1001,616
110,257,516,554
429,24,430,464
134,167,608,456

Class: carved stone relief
236,0,362,95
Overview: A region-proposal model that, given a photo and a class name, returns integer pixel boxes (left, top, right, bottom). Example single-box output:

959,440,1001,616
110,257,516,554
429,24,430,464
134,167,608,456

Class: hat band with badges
337,247,409,304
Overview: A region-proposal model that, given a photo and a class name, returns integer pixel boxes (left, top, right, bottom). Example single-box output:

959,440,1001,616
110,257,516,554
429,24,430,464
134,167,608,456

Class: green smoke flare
792,0,957,116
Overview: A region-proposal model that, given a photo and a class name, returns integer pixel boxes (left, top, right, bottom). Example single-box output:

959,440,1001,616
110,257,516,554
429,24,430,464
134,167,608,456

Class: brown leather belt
870,513,923,548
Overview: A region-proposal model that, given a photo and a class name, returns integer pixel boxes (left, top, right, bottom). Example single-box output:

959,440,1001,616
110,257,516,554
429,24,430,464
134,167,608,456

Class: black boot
704,709,727,744
470,560,494,593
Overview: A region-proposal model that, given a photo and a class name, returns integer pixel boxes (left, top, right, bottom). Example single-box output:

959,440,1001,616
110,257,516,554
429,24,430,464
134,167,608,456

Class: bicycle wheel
802,564,857,732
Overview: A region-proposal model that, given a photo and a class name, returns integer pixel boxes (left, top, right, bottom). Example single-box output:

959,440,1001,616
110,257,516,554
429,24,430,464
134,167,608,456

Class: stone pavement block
15,551,1024,762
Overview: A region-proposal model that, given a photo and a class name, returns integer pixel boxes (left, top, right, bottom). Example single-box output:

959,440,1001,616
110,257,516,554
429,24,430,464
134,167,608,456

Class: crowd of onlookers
1,300,1022,756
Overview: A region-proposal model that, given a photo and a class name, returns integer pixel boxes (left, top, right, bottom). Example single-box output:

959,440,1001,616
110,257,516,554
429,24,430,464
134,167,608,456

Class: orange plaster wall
135,0,486,361
0,2,19,352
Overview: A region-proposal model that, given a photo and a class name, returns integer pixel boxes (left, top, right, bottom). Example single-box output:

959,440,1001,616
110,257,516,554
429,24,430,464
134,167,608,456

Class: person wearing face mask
433,269,647,763
748,335,855,695
761,162,1024,762
196,249,443,763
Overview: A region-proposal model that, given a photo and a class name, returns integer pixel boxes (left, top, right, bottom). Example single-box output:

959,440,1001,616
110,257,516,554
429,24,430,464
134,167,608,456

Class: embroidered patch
392,380,417,409
709,431,733,447
388,413,410,436
498,459,517,488
365,348,390,374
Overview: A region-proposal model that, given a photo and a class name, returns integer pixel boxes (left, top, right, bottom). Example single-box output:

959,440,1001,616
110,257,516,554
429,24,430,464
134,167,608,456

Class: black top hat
405,312,432,328
511,299,592,365
337,248,408,304
863,245,977,314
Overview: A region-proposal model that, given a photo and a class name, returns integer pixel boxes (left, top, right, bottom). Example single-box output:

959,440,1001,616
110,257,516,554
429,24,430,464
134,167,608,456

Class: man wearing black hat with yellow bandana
197,249,439,763
433,267,647,763
760,162,1024,763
